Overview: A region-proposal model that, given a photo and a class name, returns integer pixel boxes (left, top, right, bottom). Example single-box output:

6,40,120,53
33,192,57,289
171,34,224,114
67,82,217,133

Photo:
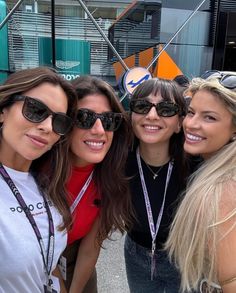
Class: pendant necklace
143,161,164,180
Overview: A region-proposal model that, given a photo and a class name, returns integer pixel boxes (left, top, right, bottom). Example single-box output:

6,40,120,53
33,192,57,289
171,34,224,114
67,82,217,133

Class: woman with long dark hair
62,76,133,293
0,67,77,292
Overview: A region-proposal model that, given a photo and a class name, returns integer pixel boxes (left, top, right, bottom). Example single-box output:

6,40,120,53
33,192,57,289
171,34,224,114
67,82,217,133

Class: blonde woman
166,74,236,293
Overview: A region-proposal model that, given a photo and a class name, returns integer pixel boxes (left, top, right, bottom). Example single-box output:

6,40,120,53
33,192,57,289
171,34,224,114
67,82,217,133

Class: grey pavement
96,232,129,293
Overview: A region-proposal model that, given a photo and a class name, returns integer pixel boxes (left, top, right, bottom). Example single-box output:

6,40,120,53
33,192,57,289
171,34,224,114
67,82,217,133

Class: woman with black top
125,78,194,292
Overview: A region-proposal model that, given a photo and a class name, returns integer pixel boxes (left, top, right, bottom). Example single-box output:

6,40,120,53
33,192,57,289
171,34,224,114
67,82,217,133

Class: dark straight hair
0,67,78,230
130,78,192,186
72,76,133,244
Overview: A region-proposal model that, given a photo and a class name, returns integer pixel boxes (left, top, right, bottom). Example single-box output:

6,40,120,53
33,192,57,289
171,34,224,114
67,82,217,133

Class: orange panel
113,55,135,81
156,45,182,79
113,45,183,81
139,47,153,68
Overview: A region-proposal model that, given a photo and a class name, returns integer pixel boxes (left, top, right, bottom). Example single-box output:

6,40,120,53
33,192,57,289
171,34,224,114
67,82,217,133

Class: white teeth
186,133,203,141
85,141,103,147
144,125,160,130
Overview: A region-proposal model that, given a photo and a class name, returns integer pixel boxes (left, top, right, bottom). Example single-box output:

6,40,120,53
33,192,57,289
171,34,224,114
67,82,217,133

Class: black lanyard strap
0,163,55,287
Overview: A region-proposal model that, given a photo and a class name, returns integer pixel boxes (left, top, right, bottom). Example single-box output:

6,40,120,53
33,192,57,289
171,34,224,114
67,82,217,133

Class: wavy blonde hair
166,77,236,292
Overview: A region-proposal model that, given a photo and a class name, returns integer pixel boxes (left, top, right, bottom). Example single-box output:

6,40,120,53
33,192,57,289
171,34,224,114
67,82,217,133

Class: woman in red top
62,76,132,293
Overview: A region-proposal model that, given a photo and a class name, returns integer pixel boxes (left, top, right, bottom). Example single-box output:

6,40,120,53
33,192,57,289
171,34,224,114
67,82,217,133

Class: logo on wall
56,60,81,70
38,38,90,81
122,67,152,94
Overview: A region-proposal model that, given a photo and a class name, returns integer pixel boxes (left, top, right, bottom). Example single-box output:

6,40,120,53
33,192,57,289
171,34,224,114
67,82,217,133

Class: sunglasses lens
220,75,236,89
130,99,179,117
76,109,123,131
157,102,180,117
76,109,95,129
23,97,72,135
101,113,123,131
201,70,221,80
23,97,48,122
52,114,72,135
130,100,151,114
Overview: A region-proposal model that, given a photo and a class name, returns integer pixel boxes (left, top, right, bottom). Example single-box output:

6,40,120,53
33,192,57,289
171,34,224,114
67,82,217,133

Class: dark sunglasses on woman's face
201,70,236,89
75,108,123,131
129,99,180,117
12,95,73,135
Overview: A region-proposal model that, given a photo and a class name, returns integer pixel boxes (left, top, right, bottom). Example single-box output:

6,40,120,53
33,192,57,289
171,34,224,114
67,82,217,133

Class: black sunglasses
13,95,73,135
75,108,123,131
130,99,180,117
201,70,236,89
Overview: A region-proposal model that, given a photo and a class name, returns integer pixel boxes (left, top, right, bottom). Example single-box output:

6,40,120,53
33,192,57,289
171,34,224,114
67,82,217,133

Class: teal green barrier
38,37,90,80
0,0,9,83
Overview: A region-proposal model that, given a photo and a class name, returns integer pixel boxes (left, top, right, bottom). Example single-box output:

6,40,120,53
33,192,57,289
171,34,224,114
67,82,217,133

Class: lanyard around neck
70,170,94,214
0,163,55,288
136,147,173,244
136,147,173,279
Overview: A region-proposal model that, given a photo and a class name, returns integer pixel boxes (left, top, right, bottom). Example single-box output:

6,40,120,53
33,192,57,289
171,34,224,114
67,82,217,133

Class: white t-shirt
0,166,67,293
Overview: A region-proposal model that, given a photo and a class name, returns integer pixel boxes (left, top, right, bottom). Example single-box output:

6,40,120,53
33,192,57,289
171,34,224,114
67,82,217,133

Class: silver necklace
143,161,165,180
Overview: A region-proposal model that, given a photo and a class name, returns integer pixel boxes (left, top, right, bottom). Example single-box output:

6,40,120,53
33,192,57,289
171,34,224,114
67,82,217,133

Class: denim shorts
124,235,181,293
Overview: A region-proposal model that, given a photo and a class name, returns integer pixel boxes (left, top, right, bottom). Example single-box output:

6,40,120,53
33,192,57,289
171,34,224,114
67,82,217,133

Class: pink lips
27,134,49,147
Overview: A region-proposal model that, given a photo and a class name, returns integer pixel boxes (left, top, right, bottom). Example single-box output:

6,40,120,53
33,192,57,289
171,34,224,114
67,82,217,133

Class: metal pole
51,0,56,67
147,0,207,70
0,0,24,30
76,0,130,72
120,92,130,102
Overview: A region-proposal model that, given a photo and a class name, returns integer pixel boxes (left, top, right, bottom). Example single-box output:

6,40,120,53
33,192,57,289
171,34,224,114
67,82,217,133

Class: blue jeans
124,235,181,293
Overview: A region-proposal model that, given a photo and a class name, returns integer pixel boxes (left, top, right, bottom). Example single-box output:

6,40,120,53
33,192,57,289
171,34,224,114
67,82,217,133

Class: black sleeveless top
126,149,199,250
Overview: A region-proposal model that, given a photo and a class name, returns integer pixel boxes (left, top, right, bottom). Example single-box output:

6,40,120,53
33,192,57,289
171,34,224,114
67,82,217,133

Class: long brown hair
72,76,133,244
0,67,77,230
